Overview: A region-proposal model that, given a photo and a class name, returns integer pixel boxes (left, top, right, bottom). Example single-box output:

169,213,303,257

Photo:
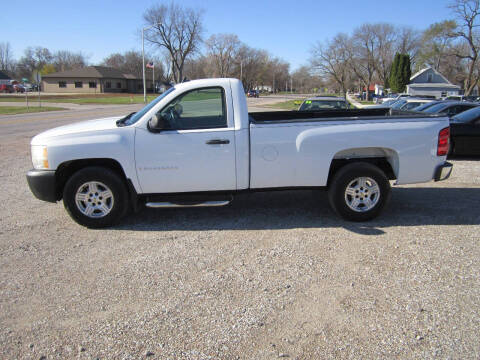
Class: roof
305,97,346,101
0,70,11,80
407,83,460,89
410,67,452,85
42,66,140,80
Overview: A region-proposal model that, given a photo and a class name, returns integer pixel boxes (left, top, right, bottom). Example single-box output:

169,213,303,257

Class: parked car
26,78,452,228
298,97,349,110
0,84,14,93
22,83,33,92
247,89,259,98
397,99,436,111
449,106,480,156
422,101,478,117
13,84,25,93
412,101,444,112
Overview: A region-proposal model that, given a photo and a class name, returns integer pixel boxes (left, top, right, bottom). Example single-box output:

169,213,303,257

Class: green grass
357,100,375,105
0,106,65,115
0,94,158,105
264,99,305,110
0,91,218,105
42,95,158,105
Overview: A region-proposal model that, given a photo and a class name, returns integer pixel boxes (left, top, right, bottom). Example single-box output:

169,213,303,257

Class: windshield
401,102,427,110
390,100,407,109
299,99,347,110
423,103,449,113
452,106,480,123
123,87,175,126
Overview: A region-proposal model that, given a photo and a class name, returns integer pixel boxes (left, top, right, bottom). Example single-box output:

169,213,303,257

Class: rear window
424,103,449,113
452,106,480,123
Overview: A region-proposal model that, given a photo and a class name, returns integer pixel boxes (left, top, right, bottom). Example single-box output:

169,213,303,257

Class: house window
137,83,142,90
58,81,66,88
106,81,111,89
75,81,83,88
117,82,121,89
427,74,433,83
89,81,96,88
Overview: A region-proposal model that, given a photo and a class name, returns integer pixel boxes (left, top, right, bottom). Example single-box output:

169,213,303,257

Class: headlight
31,145,49,169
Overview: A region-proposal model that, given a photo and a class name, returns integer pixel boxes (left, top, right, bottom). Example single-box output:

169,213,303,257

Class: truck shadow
118,187,480,235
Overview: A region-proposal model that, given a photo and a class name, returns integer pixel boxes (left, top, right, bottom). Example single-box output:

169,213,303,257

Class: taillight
437,127,450,156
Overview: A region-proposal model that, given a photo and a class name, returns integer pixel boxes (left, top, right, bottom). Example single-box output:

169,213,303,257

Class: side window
159,87,227,130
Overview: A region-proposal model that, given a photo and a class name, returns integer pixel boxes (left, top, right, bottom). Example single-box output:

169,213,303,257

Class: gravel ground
0,111,479,359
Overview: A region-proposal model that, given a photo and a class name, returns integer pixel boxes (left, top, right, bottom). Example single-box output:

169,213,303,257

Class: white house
407,67,460,99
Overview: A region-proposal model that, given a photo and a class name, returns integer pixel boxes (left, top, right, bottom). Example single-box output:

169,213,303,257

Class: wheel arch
327,147,399,186
55,158,129,200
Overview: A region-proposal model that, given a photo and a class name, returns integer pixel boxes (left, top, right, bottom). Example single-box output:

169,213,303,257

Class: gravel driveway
0,108,479,359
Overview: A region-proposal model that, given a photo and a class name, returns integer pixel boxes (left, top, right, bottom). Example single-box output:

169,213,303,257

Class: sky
2,0,454,71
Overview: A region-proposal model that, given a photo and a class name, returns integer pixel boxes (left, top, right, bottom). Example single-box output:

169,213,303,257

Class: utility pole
142,22,161,103
273,72,275,94
290,78,293,94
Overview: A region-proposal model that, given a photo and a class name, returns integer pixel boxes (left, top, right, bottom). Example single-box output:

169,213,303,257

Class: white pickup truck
27,78,452,228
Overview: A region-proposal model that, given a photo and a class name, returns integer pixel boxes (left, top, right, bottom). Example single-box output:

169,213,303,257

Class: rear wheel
328,162,391,221
63,167,129,228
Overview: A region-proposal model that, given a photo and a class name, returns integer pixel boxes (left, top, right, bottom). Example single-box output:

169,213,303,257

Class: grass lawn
264,99,304,110
0,106,65,115
357,100,375,105
0,94,158,105
39,96,158,105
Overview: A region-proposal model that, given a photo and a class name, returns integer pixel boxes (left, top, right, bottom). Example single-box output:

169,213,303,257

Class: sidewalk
346,93,368,108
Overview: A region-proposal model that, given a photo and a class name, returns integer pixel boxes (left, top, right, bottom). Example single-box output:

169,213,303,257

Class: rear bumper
26,169,58,203
434,161,453,182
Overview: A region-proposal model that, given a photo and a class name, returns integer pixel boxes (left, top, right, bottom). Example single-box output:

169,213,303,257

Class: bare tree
205,33,241,77
311,33,352,97
396,26,421,67
0,42,14,71
143,2,204,83
349,24,377,100
291,66,324,93
449,0,480,95
417,20,457,71
53,50,87,72
370,23,397,87
16,47,53,80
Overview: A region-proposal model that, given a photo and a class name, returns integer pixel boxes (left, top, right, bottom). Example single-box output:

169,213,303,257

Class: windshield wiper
116,112,136,127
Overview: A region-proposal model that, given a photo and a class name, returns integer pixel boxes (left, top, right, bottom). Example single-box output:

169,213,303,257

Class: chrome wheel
344,177,380,212
75,181,114,218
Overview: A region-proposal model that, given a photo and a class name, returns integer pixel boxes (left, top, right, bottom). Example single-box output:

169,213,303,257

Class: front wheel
328,162,391,221
63,167,129,228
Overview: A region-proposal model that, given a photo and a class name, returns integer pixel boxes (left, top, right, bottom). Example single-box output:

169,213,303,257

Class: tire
328,162,391,221
63,167,129,228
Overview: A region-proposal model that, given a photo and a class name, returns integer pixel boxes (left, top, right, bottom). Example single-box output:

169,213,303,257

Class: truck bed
248,108,439,123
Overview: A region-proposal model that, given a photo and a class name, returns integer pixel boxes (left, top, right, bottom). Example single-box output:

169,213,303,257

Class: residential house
407,67,460,99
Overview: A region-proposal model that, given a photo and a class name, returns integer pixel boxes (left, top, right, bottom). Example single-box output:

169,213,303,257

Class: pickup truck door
134,87,237,193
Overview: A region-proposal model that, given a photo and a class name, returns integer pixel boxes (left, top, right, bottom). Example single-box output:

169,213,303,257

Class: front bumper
434,161,453,182
26,169,58,203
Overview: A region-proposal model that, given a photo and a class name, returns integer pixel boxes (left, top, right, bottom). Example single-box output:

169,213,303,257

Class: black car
423,101,478,117
449,107,480,156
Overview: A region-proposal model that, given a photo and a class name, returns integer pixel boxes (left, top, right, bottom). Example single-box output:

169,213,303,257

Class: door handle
206,139,230,145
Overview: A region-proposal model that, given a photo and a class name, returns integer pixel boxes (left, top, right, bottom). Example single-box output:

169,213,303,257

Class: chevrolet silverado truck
26,78,453,228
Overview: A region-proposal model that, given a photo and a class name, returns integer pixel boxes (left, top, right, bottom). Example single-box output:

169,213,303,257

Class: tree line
1,0,479,95
311,0,480,98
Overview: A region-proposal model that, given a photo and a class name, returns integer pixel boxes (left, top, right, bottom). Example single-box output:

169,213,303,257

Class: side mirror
148,113,166,132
